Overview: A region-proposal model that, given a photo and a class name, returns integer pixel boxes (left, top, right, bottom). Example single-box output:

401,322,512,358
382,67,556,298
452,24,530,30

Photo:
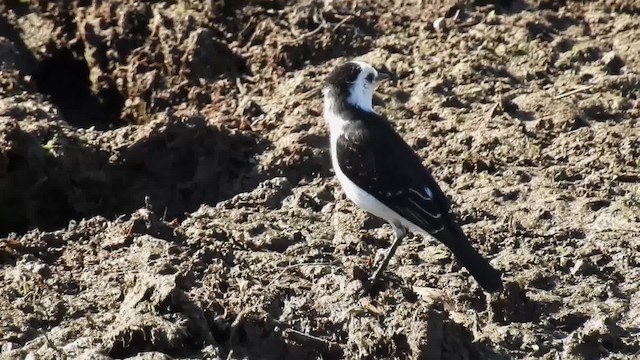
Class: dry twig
333,15,354,31
283,328,341,355
553,85,594,100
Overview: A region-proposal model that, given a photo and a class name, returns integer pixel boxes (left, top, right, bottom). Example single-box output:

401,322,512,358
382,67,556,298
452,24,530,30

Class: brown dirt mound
1,0,639,359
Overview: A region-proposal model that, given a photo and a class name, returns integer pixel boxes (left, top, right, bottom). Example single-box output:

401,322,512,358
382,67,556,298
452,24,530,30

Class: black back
335,107,453,233
334,106,504,292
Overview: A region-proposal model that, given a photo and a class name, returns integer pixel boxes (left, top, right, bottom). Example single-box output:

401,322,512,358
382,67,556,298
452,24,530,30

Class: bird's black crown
324,62,362,98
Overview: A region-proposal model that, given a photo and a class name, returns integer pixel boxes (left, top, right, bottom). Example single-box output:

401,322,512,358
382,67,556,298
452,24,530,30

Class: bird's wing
336,113,454,237
336,111,504,293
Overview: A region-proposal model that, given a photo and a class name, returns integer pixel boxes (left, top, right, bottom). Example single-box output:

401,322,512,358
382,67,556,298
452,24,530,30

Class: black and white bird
323,60,503,293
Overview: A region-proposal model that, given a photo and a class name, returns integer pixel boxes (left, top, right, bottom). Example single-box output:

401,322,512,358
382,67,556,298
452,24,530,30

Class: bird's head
323,61,389,112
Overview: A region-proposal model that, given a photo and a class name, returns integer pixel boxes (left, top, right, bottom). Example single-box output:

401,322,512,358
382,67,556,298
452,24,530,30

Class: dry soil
0,0,639,359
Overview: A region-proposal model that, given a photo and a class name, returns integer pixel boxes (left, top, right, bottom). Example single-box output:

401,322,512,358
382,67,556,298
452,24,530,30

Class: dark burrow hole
34,46,125,130
0,116,270,237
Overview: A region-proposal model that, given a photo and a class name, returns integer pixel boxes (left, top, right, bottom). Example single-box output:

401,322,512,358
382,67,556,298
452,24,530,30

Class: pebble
433,17,447,33
1,342,19,352
602,51,624,75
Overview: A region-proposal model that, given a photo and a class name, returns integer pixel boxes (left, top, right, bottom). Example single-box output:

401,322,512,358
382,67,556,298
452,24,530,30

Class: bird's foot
358,273,384,296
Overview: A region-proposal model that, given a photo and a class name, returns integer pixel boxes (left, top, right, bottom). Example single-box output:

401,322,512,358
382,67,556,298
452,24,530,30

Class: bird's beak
375,71,390,82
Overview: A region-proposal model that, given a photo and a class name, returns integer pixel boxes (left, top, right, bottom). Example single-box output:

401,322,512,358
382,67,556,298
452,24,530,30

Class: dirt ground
0,0,639,359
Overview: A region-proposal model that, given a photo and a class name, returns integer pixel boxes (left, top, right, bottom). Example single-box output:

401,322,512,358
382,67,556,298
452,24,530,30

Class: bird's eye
345,64,361,83
365,73,374,83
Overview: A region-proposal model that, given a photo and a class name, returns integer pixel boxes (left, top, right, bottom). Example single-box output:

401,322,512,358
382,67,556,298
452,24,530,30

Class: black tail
436,226,503,293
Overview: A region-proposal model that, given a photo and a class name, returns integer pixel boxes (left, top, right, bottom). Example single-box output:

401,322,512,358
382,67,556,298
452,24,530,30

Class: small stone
321,203,334,214
614,98,632,111
237,99,264,118
571,259,598,276
427,112,439,121
433,17,447,33
552,37,574,52
486,10,498,24
33,262,51,278
500,96,518,113
586,199,611,211
2,342,19,352
440,96,465,108
602,51,624,75
538,210,553,220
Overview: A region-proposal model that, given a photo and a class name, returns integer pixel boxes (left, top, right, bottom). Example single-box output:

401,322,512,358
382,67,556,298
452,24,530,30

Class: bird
322,60,503,293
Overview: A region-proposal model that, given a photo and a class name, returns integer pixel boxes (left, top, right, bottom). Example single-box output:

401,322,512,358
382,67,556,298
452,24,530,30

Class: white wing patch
424,186,434,199
407,197,442,219
409,187,434,201
409,188,432,201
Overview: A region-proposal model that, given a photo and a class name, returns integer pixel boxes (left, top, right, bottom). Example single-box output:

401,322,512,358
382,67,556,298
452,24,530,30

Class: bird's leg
368,228,406,286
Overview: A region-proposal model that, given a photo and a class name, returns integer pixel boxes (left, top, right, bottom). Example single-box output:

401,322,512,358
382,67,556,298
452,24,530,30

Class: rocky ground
0,0,639,359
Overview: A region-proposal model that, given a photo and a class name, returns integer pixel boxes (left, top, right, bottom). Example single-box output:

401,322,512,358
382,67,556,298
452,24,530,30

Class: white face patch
347,61,379,112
